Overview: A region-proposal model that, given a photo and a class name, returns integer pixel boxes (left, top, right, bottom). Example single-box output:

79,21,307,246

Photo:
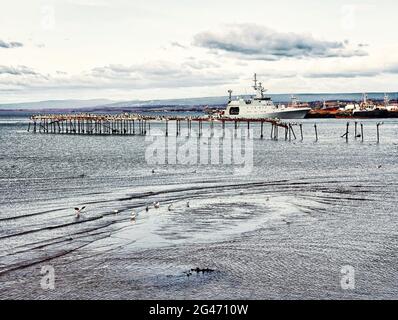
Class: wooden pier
27,113,386,142
27,114,293,140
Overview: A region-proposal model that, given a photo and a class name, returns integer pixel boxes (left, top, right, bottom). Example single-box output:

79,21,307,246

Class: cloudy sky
1,0,398,102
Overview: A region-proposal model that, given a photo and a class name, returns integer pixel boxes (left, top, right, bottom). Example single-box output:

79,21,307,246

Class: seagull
74,206,85,218
130,211,136,220
145,205,149,212
151,169,155,174
186,201,190,208
282,219,291,226
377,165,382,169
154,202,160,209
113,209,119,214
168,203,173,211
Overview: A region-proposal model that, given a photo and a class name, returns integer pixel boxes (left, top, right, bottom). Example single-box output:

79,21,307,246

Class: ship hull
224,108,310,120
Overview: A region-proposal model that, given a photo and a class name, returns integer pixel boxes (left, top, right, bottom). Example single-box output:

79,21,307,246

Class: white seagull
154,202,160,209
167,203,173,211
131,211,136,220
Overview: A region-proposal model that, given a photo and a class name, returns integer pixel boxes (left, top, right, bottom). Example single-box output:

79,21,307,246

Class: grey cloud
0,40,23,49
193,24,368,60
0,60,239,92
303,63,398,79
170,41,187,49
182,59,220,70
0,65,38,75
385,64,398,74
90,59,222,80
305,71,379,78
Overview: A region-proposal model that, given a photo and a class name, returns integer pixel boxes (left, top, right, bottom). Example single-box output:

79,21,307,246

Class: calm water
0,116,397,299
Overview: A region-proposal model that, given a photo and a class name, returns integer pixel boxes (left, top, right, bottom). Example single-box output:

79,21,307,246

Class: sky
1,0,398,103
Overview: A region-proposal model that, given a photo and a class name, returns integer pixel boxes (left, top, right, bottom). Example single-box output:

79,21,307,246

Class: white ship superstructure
223,74,310,119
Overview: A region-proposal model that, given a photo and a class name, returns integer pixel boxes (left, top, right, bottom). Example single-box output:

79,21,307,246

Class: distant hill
0,99,116,110
98,92,398,109
1,92,397,113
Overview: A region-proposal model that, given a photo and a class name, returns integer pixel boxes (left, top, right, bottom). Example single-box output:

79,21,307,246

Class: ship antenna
228,89,233,102
384,93,389,106
253,73,257,90
363,92,367,104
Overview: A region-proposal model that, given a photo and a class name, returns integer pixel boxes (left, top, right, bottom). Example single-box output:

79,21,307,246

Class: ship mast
384,93,389,106
362,93,368,104
253,73,258,90
252,73,267,99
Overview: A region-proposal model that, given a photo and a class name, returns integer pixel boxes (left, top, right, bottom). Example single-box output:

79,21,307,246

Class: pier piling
314,124,318,142
299,124,303,141
361,123,364,142
376,122,382,143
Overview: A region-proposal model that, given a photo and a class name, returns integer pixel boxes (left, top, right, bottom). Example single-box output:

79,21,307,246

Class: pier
27,113,387,143
27,114,292,140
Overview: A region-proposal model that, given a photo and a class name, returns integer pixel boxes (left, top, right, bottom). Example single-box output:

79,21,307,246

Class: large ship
223,74,311,119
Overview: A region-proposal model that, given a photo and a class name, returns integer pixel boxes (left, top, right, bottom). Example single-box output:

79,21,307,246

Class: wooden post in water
354,122,358,139
361,123,364,142
290,124,297,140
299,124,303,141
376,122,381,143
314,124,318,142
260,121,264,139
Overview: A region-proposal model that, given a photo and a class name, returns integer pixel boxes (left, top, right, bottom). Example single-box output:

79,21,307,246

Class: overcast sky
1,0,397,102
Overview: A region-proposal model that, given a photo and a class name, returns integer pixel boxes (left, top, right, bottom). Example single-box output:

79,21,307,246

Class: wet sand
1,176,398,300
